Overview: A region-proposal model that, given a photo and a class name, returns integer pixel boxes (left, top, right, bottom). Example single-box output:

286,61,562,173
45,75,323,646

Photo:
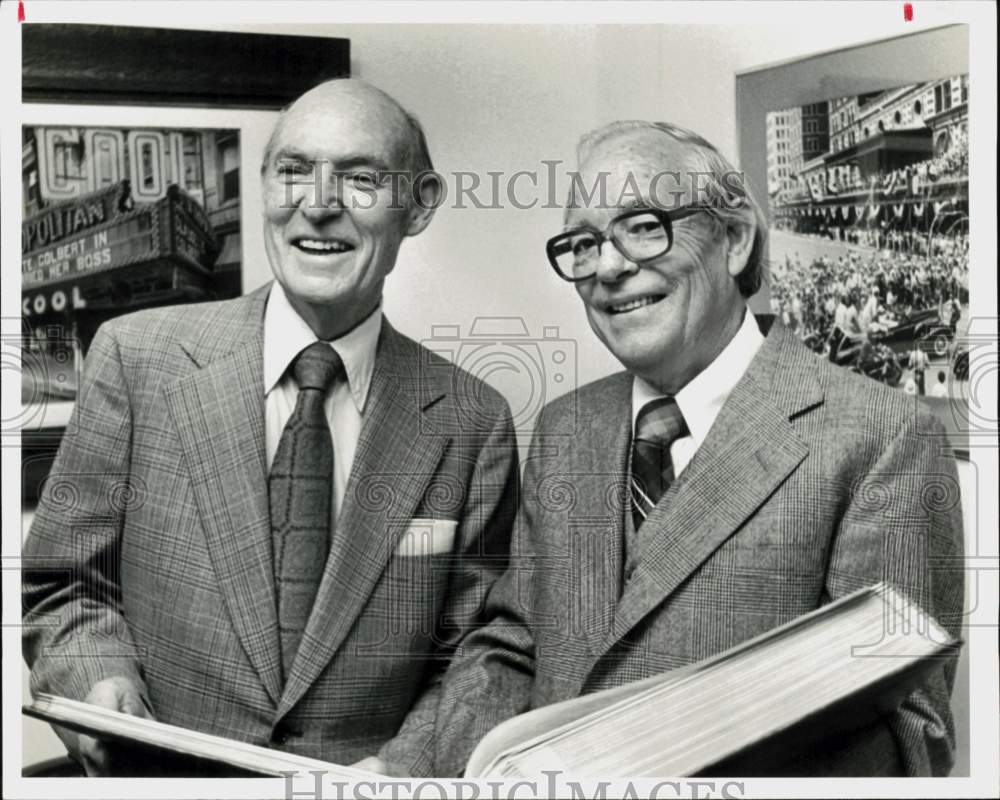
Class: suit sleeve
423,417,557,778
825,409,964,776
379,401,522,776
22,323,151,708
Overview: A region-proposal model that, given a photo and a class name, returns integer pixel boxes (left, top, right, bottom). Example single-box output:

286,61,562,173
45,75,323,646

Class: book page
23,694,377,780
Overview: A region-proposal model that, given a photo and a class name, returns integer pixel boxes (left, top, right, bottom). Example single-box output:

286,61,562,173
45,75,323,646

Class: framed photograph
19,111,256,502
736,25,970,458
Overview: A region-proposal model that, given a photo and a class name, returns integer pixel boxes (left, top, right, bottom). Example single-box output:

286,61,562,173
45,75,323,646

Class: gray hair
576,120,767,298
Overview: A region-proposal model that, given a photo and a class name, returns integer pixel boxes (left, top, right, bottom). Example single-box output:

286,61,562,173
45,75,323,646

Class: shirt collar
631,306,764,447
263,282,381,414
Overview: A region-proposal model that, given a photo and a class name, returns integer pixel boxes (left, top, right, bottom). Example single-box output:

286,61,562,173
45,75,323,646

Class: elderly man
22,79,518,776
429,120,963,777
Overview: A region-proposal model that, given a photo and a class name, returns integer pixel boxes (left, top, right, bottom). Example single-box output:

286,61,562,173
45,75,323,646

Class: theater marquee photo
20,124,242,503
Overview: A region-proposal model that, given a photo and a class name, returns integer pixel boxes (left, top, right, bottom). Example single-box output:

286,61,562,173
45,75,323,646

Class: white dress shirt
263,283,381,517
631,307,765,478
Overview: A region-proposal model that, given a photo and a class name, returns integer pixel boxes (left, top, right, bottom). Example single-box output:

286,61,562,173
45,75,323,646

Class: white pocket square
395,518,458,556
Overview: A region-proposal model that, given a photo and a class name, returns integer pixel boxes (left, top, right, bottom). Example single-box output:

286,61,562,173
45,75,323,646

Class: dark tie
630,397,688,531
270,341,343,680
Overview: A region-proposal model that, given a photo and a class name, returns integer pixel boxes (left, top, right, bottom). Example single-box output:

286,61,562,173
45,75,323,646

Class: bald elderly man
429,121,964,777
23,79,518,776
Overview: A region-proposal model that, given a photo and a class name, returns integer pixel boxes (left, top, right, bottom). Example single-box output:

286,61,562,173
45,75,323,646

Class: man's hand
351,756,411,778
53,677,153,776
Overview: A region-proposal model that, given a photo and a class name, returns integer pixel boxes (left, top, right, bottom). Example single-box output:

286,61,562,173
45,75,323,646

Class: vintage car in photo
867,306,957,364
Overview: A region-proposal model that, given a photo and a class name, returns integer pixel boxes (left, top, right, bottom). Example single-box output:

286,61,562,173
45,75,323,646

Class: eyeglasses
546,206,706,282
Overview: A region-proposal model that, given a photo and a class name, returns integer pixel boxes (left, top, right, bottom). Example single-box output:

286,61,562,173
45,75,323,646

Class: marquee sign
22,181,219,296
22,181,128,253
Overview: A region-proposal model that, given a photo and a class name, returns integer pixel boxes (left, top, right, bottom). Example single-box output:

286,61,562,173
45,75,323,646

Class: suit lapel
277,321,449,719
560,373,632,657
163,285,283,705
599,322,823,657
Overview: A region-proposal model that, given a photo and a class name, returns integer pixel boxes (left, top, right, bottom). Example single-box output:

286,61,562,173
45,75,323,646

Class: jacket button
271,723,301,745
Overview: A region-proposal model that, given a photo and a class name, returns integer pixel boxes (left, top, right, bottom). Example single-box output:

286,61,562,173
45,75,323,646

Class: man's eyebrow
269,150,392,173
618,196,661,213
271,147,312,164
561,218,599,233
562,198,651,230
331,155,392,173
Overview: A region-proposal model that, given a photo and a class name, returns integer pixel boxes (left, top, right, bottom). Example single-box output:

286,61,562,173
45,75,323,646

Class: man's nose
593,242,638,283
299,178,346,221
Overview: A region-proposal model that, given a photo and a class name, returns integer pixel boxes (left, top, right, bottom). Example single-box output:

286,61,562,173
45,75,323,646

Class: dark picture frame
23,23,350,108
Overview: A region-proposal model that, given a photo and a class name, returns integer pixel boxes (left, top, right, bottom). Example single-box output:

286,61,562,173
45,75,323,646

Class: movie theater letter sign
22,183,158,316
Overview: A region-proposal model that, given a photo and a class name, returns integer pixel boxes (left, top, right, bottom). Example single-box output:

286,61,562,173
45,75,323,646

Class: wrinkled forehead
567,131,703,224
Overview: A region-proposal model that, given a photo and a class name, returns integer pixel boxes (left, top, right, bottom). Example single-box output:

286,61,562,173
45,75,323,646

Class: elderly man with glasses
423,121,963,778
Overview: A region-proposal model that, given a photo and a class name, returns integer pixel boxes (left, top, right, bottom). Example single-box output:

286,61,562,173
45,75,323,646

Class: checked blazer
433,316,964,777
22,283,519,774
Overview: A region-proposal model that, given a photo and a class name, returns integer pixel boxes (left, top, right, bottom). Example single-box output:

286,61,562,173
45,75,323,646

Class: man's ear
725,210,756,279
405,171,443,237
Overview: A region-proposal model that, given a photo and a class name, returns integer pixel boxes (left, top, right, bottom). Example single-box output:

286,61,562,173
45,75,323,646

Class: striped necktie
630,397,688,531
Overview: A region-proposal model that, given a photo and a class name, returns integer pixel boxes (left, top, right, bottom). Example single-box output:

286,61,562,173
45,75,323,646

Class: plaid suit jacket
22,284,519,773
433,317,964,777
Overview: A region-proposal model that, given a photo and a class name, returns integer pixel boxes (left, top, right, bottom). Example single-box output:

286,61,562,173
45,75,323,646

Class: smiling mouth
607,295,665,314
293,238,355,255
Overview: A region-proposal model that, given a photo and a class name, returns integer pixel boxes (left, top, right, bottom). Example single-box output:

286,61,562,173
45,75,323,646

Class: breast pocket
354,519,459,657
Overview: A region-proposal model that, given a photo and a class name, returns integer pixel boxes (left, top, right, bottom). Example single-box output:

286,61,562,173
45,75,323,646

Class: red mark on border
903,3,913,21
18,0,26,22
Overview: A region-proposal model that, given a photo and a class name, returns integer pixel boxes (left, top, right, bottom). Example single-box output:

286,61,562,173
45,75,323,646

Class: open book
464,582,959,778
23,694,374,778
24,583,957,778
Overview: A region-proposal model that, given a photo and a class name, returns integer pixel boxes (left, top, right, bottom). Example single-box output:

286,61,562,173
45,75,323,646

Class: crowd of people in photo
769,230,969,391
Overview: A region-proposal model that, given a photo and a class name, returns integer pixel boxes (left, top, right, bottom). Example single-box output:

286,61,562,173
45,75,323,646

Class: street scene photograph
765,74,969,406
